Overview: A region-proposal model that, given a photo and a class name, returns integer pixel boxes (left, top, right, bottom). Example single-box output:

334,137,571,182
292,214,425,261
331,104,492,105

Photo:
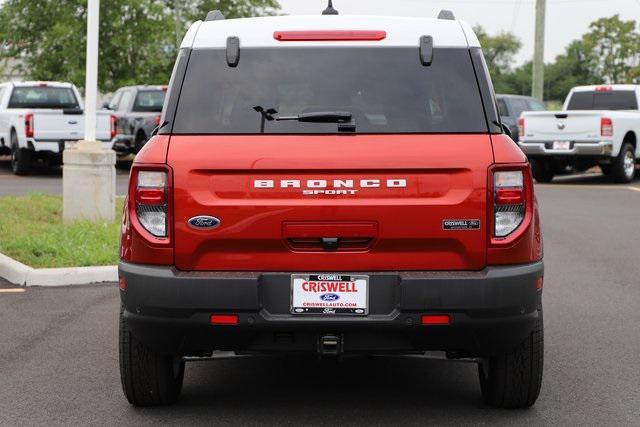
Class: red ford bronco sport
119,7,544,409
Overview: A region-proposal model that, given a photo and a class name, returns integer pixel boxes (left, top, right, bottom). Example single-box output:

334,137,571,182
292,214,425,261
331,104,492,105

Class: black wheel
531,159,554,183
10,130,32,176
134,131,147,154
119,305,185,406
600,164,611,176
478,308,544,409
610,143,636,183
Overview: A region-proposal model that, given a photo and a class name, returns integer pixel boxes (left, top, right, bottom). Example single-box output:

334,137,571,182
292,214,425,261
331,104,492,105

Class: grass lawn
0,194,123,268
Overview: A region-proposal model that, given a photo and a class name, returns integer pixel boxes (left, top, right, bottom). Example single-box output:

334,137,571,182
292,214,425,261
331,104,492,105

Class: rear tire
478,308,544,409
610,143,636,183
531,159,554,183
10,131,32,176
119,305,185,407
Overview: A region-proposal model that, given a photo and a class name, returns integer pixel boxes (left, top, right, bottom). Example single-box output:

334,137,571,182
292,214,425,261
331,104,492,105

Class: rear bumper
29,139,114,154
519,141,613,156
119,261,543,357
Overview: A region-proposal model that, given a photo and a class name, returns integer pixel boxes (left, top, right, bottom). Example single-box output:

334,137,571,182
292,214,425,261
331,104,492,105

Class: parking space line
535,184,636,190
0,288,25,293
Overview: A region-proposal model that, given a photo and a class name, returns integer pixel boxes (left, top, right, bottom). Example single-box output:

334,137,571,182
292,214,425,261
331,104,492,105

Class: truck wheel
10,132,32,176
134,131,147,154
610,143,636,183
119,305,185,406
478,308,544,409
531,159,554,183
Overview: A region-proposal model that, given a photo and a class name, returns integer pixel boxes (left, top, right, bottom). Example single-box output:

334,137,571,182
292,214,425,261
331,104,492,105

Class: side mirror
501,123,513,139
101,101,111,110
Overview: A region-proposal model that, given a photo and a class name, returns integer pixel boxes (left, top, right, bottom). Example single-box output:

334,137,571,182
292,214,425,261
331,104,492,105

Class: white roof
181,15,480,49
11,81,75,88
572,84,639,92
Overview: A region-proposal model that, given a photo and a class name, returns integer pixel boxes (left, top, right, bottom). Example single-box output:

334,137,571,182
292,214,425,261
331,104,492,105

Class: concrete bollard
62,141,116,223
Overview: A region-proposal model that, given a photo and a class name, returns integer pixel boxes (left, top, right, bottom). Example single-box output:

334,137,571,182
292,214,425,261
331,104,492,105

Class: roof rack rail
437,10,455,20
205,10,225,21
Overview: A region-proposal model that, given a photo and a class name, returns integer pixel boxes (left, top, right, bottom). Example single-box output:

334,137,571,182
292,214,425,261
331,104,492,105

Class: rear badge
188,216,221,230
443,219,480,230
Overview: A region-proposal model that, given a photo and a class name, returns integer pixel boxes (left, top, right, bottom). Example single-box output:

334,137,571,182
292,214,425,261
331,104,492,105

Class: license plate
553,141,571,150
291,274,369,315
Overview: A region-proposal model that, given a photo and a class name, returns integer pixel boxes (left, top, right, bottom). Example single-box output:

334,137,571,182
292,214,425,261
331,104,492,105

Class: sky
278,0,640,65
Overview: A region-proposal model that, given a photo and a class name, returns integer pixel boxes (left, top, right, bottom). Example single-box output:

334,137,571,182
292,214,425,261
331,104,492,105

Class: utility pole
532,0,546,101
63,0,116,223
174,0,182,48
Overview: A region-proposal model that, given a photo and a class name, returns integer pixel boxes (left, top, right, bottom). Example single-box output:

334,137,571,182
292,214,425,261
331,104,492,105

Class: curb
0,252,117,287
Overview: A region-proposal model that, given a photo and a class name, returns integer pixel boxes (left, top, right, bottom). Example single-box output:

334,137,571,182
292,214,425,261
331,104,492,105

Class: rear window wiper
276,111,352,123
253,106,354,132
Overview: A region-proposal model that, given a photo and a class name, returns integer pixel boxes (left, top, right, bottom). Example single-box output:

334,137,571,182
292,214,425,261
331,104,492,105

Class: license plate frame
290,274,369,316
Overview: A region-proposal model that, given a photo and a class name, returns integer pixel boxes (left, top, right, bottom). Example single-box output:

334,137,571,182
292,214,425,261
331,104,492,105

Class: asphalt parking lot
0,157,130,196
1,175,640,425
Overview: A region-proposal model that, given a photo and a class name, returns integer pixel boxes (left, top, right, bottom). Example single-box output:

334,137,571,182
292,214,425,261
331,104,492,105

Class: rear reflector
210,314,239,325
536,277,544,291
118,278,126,291
274,30,387,42
421,315,450,325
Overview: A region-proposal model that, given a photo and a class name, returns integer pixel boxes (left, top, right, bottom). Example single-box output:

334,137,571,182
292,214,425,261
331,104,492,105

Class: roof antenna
322,0,339,15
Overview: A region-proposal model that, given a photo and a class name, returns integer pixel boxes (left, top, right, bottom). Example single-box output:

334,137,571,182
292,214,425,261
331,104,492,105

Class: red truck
118,9,544,409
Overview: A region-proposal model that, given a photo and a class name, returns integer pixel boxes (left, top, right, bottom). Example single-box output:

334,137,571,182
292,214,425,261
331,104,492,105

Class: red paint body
123,133,542,271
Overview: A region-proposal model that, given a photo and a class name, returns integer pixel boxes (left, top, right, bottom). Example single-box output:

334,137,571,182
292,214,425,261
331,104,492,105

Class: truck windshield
8,86,79,109
172,47,489,134
567,91,638,111
133,90,166,112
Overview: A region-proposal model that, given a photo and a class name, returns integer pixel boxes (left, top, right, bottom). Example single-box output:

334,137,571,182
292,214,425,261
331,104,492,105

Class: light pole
532,0,546,101
63,0,116,223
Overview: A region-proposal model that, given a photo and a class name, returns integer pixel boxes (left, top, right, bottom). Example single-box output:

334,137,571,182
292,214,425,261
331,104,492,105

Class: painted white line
0,288,25,293
535,184,630,190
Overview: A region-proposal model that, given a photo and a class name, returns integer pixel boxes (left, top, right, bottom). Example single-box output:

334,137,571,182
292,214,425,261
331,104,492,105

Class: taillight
493,170,526,238
596,85,612,92
111,115,117,139
25,113,34,138
518,117,525,138
154,115,161,126
135,170,168,237
601,117,613,137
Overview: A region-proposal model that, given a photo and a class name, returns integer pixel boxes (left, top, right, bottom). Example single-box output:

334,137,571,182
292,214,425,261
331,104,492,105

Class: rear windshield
172,48,489,134
133,90,166,112
8,86,79,109
567,91,638,111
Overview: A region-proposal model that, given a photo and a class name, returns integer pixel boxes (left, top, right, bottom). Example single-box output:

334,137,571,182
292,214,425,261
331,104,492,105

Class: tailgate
33,111,112,141
168,135,493,272
522,111,604,142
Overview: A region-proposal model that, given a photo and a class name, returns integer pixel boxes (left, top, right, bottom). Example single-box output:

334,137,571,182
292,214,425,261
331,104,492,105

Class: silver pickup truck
103,85,166,158
0,81,115,175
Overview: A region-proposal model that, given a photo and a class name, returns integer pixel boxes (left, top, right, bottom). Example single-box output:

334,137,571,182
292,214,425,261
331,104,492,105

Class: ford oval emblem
188,216,220,229
320,293,340,302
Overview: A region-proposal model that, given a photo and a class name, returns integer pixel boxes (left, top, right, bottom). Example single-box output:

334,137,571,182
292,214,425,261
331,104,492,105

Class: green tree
180,0,280,21
474,25,522,93
0,0,281,92
581,15,640,84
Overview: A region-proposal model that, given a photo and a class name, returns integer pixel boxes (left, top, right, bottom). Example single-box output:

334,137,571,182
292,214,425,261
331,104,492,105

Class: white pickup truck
518,85,640,183
0,81,116,175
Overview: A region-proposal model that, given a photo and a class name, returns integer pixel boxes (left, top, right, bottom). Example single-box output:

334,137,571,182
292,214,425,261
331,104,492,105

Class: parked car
0,81,115,175
496,94,546,142
118,10,544,409
103,85,166,157
519,85,640,183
